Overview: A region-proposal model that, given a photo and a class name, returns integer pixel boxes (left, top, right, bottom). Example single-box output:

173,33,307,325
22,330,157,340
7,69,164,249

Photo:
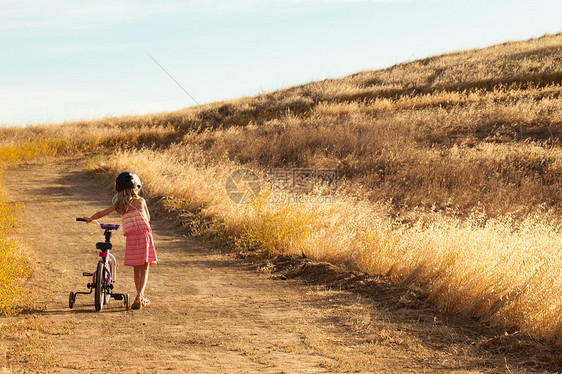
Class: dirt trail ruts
1,159,560,373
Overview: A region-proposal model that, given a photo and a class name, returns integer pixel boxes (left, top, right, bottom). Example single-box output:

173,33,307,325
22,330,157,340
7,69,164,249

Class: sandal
142,298,150,307
131,298,142,310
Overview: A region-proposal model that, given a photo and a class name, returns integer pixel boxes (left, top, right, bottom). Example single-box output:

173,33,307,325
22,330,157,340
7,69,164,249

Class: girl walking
83,172,157,309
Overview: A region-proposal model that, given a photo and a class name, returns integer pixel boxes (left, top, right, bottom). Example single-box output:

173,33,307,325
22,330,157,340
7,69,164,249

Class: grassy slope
176,32,562,218
2,33,562,343
15,32,557,217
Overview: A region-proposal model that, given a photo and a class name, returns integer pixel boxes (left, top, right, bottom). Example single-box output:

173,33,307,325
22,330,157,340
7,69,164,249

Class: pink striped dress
121,206,157,266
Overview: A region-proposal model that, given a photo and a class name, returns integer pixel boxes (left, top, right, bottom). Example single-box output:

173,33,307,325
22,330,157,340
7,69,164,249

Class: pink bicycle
69,218,130,311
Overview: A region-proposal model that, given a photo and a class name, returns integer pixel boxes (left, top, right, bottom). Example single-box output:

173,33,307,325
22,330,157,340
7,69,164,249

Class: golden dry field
0,187,29,316
2,33,562,348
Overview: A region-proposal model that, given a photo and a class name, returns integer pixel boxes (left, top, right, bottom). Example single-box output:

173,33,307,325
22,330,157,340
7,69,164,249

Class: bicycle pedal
82,272,93,276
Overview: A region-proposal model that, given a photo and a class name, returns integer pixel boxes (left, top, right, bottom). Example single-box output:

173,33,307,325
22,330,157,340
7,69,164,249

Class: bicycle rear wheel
94,261,105,311
104,259,115,305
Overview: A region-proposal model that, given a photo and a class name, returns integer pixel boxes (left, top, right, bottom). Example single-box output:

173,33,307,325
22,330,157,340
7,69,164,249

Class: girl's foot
142,298,150,307
131,297,142,310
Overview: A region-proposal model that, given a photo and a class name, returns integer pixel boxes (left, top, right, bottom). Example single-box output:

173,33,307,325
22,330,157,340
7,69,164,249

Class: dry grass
2,33,562,345
185,82,562,219
0,118,176,164
0,186,30,316
87,144,562,344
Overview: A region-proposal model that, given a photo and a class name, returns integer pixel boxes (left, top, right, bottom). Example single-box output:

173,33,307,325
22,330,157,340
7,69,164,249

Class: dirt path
1,159,560,373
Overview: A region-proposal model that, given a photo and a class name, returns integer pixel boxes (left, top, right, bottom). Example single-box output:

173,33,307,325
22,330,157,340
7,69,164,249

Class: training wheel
124,294,130,311
69,292,75,309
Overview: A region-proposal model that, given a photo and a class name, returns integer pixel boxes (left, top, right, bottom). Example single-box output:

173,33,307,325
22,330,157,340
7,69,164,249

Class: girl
83,172,157,309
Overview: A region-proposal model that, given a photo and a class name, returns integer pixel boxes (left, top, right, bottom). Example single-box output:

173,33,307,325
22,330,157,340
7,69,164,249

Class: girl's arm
141,198,151,222
83,205,116,223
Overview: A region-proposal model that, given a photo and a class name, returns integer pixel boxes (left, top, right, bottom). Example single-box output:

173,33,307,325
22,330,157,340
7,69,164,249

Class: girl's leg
135,262,150,302
133,266,142,297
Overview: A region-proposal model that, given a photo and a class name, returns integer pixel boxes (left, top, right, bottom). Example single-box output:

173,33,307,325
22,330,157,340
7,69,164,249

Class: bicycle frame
95,247,116,291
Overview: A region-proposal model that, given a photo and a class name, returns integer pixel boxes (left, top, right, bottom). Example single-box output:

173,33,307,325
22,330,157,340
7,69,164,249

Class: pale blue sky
1,0,561,126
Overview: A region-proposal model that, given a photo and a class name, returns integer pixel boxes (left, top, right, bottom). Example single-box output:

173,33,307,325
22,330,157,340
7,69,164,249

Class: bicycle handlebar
76,218,120,231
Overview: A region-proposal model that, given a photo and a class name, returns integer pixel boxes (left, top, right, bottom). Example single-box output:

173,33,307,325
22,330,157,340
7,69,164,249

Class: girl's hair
112,188,139,215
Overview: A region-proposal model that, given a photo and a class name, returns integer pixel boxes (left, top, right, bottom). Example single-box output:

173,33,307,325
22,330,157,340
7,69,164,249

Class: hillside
178,32,562,218
1,33,562,348
4,33,562,217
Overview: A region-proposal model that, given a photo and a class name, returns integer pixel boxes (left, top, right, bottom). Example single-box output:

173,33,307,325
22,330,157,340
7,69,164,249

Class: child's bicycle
69,218,130,311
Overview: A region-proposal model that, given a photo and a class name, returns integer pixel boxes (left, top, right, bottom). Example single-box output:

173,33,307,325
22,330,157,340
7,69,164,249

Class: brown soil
1,158,561,373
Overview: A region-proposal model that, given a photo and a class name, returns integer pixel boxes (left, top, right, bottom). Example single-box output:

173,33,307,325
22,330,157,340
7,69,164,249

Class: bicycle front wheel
94,261,105,311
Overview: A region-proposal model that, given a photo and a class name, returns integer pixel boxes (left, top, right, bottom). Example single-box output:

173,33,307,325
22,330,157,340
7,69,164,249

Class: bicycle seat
100,223,120,231
96,242,112,251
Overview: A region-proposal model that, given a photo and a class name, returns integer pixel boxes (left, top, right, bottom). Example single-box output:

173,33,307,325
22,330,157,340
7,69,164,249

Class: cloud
0,0,416,33
0,83,188,126
0,0,208,34
0,85,95,125
0,2,147,30
41,42,144,55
